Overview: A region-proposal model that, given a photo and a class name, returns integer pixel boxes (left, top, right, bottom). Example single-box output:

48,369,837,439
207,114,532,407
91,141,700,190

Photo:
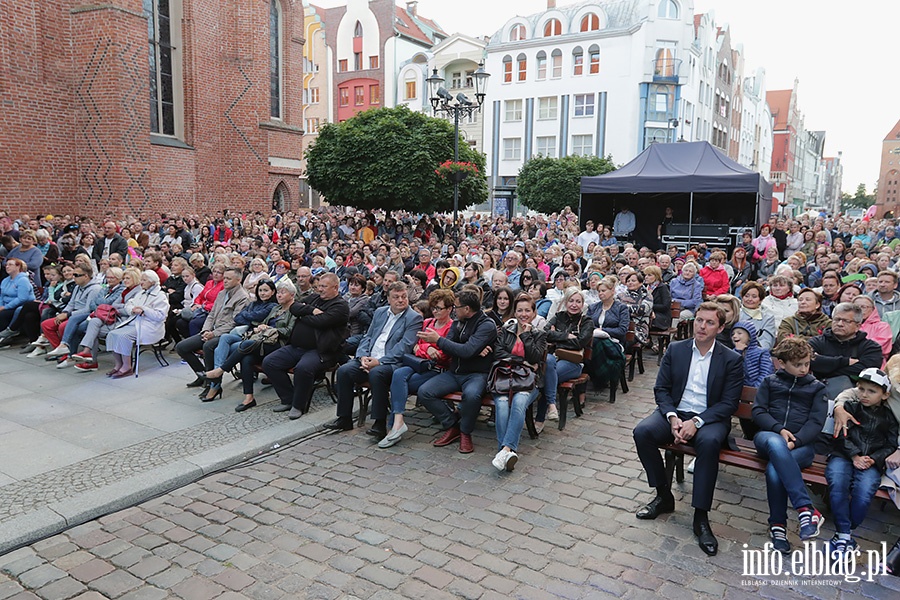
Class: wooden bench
661,386,892,502
625,322,644,382
648,300,681,366
555,346,592,431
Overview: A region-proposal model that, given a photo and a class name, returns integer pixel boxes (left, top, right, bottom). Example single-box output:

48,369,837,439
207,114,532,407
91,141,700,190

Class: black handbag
887,536,900,576
401,353,434,374
488,360,536,395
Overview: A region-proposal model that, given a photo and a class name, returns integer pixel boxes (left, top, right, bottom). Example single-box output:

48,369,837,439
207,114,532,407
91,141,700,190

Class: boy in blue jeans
826,368,899,556
752,338,828,553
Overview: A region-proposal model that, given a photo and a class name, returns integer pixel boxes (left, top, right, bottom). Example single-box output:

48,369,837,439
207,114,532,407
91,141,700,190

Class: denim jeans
538,354,583,421
754,431,816,525
61,312,90,348
388,365,440,426
494,388,539,452
213,333,243,369
418,371,488,435
826,455,883,533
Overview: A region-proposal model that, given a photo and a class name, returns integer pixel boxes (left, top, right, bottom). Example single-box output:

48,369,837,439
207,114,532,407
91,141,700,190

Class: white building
739,66,773,179
482,0,696,205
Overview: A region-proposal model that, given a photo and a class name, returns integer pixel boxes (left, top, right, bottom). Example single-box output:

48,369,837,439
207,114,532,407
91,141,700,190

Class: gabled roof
767,90,792,130
885,118,900,142
394,5,446,46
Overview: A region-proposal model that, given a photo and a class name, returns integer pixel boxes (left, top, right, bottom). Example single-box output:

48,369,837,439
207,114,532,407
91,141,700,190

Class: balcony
652,58,682,83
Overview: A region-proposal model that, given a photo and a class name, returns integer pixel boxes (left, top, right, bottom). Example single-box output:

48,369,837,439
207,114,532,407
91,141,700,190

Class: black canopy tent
579,141,773,249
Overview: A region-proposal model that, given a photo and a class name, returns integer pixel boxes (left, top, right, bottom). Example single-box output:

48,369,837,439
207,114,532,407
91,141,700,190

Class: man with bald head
91,221,128,264
295,266,315,302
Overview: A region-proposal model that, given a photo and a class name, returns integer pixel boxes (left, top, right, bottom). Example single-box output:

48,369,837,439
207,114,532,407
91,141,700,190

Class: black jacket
91,234,129,263
809,329,883,381
436,310,498,375
831,400,899,471
649,284,672,331
289,294,350,367
752,370,828,448
493,320,547,387
544,310,593,352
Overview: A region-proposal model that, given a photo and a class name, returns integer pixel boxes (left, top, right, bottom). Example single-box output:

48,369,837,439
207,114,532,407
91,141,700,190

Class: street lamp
426,61,490,228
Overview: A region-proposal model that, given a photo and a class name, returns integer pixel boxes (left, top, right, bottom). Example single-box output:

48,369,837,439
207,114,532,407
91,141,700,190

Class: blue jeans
388,366,440,425
213,333,243,369
494,388,539,452
538,354,583,421
754,431,816,525
418,371,488,435
62,312,90,348
826,455,883,533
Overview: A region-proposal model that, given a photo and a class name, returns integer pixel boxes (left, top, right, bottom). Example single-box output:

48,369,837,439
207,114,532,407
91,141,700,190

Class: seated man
632,302,743,556
809,302,883,401
326,281,422,434
262,273,349,418
416,290,497,454
176,268,249,393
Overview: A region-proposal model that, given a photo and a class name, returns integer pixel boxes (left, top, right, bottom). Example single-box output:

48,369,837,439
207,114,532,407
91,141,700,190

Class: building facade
819,153,843,216
0,0,307,217
875,119,900,218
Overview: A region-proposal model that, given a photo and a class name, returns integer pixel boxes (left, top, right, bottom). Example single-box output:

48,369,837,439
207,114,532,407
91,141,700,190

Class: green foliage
305,106,488,213
841,183,876,210
516,154,617,215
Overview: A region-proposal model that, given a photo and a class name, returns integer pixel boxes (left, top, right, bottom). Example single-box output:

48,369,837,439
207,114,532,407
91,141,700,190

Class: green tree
841,183,876,210
516,154,616,215
305,106,487,212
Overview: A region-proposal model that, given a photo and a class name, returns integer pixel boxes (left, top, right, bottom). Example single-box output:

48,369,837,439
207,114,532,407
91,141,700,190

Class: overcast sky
312,0,899,195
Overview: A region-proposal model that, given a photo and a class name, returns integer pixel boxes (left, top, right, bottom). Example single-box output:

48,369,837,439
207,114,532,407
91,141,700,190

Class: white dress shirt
370,309,402,360
666,340,715,424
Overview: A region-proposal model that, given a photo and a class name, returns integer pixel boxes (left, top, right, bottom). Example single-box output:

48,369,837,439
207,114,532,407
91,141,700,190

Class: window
354,52,362,70
573,47,583,76
309,87,319,104
354,86,364,106
370,84,380,104
572,134,593,156
655,92,668,113
658,0,679,19
269,0,282,118
339,87,349,107
580,13,600,32
147,0,180,135
655,46,676,77
536,51,547,80
536,136,557,158
509,24,526,41
517,53,527,82
451,71,462,89
465,71,474,87
369,55,379,69
305,118,320,134
574,94,594,117
405,78,417,100
503,55,512,83
588,44,600,74
538,96,558,120
354,21,363,37
503,138,522,160
543,18,561,37
338,59,348,72
551,49,562,78
504,99,523,122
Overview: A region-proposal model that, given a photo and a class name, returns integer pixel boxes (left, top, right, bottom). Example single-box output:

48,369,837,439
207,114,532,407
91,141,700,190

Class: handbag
401,353,434,374
555,348,584,363
90,304,118,325
886,536,900,576
488,359,536,395
242,326,280,346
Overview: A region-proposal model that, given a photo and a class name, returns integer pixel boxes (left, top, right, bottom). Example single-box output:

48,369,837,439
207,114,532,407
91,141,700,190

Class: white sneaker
46,343,69,358
687,458,696,474
33,335,50,347
56,359,71,369
492,449,510,471
547,404,559,421
505,451,518,472
27,347,47,358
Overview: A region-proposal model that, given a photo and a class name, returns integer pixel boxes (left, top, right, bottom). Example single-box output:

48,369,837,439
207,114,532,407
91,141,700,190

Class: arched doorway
272,182,289,211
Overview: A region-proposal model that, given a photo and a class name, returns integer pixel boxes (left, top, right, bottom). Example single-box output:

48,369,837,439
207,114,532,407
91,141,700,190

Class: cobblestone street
1,361,900,599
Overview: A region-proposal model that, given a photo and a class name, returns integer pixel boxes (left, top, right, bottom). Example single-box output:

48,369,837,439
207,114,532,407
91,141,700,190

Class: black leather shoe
635,494,675,520
693,520,718,556
186,377,205,388
365,421,387,438
235,399,257,412
323,417,354,431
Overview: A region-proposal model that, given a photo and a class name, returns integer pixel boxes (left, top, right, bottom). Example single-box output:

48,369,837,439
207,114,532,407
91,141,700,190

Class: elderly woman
739,281,776,350
489,293,547,472
70,267,141,370
617,271,653,350
6,229,43,286
0,258,36,336
203,280,296,411
854,295,892,365
586,277,630,398
755,245,782,282
538,287,593,431
760,274,797,330
776,288,832,345
670,261,704,321
242,257,269,299
104,270,170,378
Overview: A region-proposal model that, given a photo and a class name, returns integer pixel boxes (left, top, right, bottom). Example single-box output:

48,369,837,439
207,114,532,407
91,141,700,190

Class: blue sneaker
798,508,823,540
769,525,791,554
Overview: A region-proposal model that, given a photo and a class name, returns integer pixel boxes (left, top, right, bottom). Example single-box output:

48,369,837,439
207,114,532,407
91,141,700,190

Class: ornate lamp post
426,61,490,227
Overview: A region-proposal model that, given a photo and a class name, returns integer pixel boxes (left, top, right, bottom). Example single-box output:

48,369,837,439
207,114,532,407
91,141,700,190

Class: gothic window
269,0,283,118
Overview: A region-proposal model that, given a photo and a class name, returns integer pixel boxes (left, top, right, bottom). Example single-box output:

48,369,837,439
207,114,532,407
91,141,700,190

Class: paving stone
116,587,168,600
87,570,142,598
69,560,115,584
170,576,226,600
33,577,86,600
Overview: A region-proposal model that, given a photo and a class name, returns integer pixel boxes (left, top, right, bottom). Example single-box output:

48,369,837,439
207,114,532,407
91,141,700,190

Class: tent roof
581,141,771,196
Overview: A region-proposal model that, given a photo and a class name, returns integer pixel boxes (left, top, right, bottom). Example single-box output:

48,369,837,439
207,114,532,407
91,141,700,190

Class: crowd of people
1,207,900,566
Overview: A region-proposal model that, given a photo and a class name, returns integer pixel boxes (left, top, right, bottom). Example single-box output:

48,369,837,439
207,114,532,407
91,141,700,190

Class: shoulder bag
90,304,118,325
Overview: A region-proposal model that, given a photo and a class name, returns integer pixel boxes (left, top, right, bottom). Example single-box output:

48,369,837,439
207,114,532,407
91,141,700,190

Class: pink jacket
860,310,893,366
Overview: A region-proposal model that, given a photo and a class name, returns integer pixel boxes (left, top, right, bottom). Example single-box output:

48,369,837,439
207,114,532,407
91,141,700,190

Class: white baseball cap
858,368,891,392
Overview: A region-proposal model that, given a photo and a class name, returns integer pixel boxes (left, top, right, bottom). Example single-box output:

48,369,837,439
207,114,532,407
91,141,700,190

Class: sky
312,0,900,195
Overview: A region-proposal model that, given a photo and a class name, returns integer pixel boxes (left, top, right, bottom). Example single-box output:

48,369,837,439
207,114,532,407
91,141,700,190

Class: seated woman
670,261,704,322
459,261,493,309
643,265,672,335
489,293,547,472
586,278,630,398
203,280,296,411
760,274,797,330
0,258,36,339
853,294,892,366
486,286,515,327
176,264,224,338
378,289,455,449
69,267,141,370
617,271,652,351
104,270,170,378
776,288,832,345
739,282,777,350
713,293,741,349
538,287,593,431
6,263,72,352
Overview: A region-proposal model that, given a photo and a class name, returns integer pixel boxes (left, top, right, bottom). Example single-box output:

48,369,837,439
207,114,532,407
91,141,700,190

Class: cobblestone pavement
2,360,900,599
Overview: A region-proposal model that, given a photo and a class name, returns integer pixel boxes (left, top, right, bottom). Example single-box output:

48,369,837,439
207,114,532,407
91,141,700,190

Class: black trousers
176,334,219,374
262,345,324,412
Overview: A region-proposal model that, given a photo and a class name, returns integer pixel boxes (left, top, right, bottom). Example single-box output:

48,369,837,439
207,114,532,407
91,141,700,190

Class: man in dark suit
633,301,743,556
326,281,422,434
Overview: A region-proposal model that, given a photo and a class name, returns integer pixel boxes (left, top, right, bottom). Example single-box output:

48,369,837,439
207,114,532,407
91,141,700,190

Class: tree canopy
516,154,616,215
305,106,488,213
840,183,876,210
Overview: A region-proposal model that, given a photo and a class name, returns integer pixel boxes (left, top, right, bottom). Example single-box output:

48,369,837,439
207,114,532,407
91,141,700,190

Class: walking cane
134,316,142,378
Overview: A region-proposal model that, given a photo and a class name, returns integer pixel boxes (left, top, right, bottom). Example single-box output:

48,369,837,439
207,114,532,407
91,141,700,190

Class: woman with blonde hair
243,257,269,299
713,293,741,348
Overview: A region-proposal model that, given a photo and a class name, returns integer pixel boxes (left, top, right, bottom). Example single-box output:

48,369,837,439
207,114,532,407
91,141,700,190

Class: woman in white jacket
105,270,170,378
